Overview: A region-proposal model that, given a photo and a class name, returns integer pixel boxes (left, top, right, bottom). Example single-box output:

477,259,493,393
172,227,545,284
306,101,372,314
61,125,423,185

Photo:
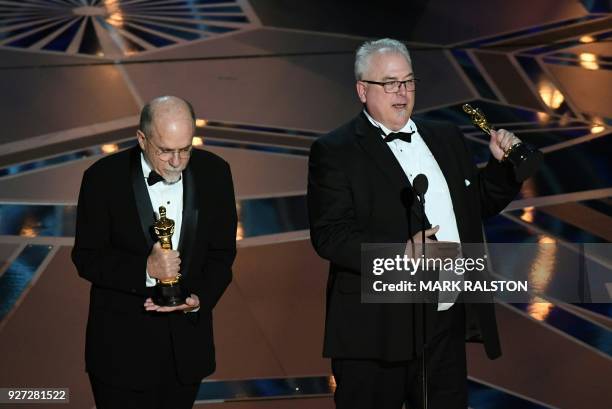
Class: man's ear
356,81,367,104
136,130,146,150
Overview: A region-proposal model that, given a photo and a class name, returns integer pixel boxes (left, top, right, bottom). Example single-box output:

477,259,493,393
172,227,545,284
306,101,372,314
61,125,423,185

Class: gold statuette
152,206,186,305
462,103,492,135
462,103,543,182
153,206,174,250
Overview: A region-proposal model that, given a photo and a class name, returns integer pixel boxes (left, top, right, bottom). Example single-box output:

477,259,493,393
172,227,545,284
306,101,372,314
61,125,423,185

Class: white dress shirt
141,154,183,287
363,110,460,311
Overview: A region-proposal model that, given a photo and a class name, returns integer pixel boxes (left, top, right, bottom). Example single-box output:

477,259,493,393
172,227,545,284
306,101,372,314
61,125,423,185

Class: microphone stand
417,190,428,409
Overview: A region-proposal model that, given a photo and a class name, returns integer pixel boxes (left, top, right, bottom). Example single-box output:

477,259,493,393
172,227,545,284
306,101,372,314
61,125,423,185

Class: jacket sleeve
199,161,237,310
308,139,382,274
457,126,523,219
71,168,151,297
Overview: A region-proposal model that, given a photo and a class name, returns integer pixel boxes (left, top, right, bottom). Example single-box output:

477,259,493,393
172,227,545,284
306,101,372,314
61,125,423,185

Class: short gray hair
354,38,412,80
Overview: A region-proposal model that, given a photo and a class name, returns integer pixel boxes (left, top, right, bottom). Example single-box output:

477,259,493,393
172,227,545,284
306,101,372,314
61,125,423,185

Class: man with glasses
73,96,237,408
308,39,523,408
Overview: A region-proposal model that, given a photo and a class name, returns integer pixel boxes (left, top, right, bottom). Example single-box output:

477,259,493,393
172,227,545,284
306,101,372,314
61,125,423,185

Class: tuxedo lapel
129,147,156,250
355,113,424,223
177,163,198,278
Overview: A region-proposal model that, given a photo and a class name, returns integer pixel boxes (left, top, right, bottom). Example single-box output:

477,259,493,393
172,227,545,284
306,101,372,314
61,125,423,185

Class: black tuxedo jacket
72,146,237,389
307,113,521,361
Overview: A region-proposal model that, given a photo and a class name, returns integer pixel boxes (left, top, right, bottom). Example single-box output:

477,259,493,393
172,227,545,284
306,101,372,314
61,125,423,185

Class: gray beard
163,172,182,184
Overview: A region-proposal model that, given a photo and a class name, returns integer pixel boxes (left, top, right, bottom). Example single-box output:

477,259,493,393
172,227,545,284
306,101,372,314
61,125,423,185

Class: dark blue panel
198,6,243,13
526,135,612,196
0,138,307,180
451,50,498,100
459,16,596,47
507,208,607,243
580,0,612,12
124,0,235,10
7,18,71,47
515,56,575,117
0,11,64,18
550,52,612,64
43,17,83,52
184,0,236,5
0,195,307,240
543,57,612,71
186,22,236,34
78,16,103,55
521,40,582,56
468,127,593,147
122,23,176,47
185,375,565,407
508,129,591,149
0,15,57,25
124,19,201,40
573,303,612,319
139,7,243,15
203,139,308,156
197,15,248,22
484,214,540,244
134,16,206,30
417,101,543,125
0,245,52,321
509,303,612,356
468,380,553,409
240,195,308,237
581,198,612,217
133,15,237,34
196,376,332,401
204,120,320,138
0,18,65,41
0,204,77,237
522,31,612,56
0,140,136,178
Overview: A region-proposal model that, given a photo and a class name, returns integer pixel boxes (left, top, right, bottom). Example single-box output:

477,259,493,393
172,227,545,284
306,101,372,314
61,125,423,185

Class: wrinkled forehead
150,114,194,148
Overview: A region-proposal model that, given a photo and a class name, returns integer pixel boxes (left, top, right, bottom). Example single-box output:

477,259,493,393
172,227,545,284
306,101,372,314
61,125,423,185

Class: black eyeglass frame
360,78,420,93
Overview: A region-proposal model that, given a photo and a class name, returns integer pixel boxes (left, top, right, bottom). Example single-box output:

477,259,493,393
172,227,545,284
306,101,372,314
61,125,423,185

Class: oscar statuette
463,103,543,182
152,206,188,307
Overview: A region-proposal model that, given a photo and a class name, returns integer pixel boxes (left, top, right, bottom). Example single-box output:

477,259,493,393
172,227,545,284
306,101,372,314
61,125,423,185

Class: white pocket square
465,179,471,187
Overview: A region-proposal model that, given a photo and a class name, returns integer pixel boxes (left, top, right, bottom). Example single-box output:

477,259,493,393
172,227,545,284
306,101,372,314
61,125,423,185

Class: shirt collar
141,152,152,177
362,109,416,138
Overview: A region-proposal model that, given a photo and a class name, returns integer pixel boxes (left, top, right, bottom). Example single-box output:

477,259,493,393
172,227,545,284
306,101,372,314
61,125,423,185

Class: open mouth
392,103,407,109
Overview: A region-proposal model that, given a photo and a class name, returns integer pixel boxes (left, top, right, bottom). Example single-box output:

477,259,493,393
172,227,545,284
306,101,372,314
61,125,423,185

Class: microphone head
413,174,429,196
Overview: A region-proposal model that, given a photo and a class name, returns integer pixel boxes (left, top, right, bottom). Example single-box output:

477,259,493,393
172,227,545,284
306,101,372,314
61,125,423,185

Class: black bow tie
384,131,413,143
147,170,164,186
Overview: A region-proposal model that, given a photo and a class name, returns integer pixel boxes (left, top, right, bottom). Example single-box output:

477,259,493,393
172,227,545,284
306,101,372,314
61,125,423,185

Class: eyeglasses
145,136,192,161
361,78,419,93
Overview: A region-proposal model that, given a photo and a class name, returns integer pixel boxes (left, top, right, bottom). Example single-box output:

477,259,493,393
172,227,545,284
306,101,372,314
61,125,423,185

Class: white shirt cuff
145,269,156,287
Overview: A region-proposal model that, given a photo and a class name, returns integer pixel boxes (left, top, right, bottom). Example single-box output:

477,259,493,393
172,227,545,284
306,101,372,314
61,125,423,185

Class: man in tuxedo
72,96,237,408
307,39,523,409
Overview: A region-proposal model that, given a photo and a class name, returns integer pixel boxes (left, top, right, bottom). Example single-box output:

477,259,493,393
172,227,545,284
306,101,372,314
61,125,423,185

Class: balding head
139,96,195,138
137,96,196,183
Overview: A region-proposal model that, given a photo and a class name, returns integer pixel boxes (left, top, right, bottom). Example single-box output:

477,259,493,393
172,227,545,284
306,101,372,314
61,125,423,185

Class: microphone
413,174,428,203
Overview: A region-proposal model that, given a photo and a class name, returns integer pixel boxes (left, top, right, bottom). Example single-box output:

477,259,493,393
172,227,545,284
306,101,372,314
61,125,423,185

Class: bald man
72,96,237,408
